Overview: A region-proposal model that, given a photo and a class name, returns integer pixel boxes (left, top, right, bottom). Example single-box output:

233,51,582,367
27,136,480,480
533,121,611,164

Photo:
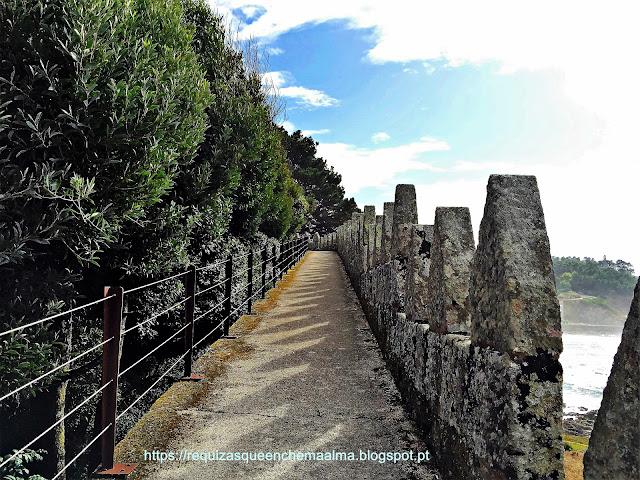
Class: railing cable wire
123,271,186,296
0,336,114,403
51,423,111,480
118,324,189,378
116,351,189,420
121,298,188,336
0,295,115,338
0,380,112,470
194,277,226,298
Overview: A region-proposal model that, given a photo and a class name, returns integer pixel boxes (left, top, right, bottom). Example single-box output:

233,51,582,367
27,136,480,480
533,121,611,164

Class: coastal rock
563,410,598,438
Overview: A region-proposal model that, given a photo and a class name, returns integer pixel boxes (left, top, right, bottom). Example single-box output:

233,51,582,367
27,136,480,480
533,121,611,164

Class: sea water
560,332,622,414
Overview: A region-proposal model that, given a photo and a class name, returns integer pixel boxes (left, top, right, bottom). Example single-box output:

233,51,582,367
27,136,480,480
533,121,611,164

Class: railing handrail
0,238,310,478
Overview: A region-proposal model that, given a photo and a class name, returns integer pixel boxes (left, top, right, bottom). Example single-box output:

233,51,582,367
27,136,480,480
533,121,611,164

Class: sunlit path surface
119,251,439,480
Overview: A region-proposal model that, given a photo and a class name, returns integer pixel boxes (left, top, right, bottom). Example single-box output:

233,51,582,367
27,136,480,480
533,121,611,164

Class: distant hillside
553,257,636,334
553,256,636,297
558,292,629,335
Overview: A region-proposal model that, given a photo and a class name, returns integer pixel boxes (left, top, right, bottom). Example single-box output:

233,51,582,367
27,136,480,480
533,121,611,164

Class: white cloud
317,136,449,195
402,68,418,74
217,0,640,271
261,71,338,108
217,1,640,133
266,46,284,55
279,120,295,133
240,5,261,19
450,161,518,172
301,129,331,136
279,86,339,108
413,150,640,278
423,62,435,75
371,132,390,143
261,71,289,88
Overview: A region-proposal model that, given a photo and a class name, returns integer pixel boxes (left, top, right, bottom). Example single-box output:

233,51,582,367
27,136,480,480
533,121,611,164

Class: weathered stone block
583,278,640,480
427,207,475,334
405,224,434,323
390,185,418,260
363,206,376,243
380,202,394,264
470,175,562,359
367,225,375,269
335,177,565,480
372,215,383,267
352,213,364,280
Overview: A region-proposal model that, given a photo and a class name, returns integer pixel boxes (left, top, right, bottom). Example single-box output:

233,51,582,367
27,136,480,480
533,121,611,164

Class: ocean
560,331,623,415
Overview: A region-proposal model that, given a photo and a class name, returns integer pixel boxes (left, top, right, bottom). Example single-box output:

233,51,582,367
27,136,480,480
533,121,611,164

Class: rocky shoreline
563,409,598,438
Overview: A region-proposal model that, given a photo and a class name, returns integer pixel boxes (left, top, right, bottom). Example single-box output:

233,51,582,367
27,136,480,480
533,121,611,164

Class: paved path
124,251,440,480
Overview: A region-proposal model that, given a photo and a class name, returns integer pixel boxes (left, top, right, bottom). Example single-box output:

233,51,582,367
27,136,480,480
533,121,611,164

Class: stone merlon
470,175,562,360
391,185,418,260
427,207,475,334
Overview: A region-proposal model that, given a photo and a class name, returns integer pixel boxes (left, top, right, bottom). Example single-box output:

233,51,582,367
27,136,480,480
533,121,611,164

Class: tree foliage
0,0,211,404
553,256,637,296
279,128,359,234
0,1,354,476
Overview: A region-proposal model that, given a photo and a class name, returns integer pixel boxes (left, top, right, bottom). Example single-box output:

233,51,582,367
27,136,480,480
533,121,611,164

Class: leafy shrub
0,449,46,480
0,0,210,400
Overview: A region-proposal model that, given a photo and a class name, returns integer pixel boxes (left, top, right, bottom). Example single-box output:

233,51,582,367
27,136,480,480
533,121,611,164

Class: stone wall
310,231,337,251
314,175,566,480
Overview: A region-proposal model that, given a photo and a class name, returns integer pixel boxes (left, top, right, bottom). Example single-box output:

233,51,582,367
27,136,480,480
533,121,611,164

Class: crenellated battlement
312,174,566,480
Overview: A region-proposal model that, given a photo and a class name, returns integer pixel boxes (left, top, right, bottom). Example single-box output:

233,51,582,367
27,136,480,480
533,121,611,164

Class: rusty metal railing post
182,266,199,380
274,244,279,284
224,255,232,336
280,241,287,278
100,286,123,473
261,247,267,298
247,250,253,313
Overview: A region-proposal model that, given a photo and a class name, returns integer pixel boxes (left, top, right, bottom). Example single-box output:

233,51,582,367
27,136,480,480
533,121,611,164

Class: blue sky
213,1,640,272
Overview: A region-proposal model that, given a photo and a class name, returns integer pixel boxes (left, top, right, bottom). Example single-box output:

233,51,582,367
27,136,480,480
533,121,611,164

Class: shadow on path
114,251,440,480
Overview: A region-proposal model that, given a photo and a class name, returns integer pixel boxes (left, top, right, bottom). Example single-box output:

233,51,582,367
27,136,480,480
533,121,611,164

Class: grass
563,434,588,480
564,434,589,452
581,296,615,311
565,451,584,480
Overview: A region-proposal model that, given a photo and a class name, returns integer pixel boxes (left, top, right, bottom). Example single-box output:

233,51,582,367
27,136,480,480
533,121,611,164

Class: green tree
552,256,637,297
180,0,306,242
279,129,359,234
1,0,210,476
1,1,310,477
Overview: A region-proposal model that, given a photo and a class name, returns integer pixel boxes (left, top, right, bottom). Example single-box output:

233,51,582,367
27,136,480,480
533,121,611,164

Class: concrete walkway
120,251,440,480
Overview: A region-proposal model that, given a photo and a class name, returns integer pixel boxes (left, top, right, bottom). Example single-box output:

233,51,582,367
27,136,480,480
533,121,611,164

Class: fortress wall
320,174,565,480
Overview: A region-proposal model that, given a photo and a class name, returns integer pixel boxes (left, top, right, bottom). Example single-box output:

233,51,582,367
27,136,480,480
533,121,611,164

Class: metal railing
0,237,310,478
